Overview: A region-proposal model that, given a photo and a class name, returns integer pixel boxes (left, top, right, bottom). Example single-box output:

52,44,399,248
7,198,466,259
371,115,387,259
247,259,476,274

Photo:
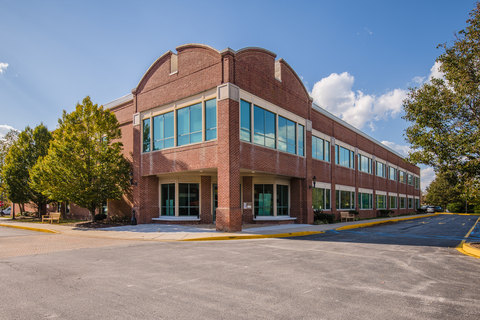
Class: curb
0,223,58,234
335,214,439,231
456,216,480,259
181,231,324,241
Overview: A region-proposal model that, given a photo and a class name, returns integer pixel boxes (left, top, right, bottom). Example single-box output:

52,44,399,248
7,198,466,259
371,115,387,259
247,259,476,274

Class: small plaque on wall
244,202,252,209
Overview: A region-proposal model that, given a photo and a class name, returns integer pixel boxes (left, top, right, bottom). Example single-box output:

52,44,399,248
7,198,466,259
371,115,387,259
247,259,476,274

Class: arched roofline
133,50,174,93
235,46,277,58
175,43,221,54
277,58,313,102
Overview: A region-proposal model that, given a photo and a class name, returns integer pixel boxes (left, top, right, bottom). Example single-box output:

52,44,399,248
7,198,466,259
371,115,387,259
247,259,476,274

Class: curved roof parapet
235,46,277,58
175,43,221,54
103,93,134,110
311,102,407,160
134,50,174,93
276,58,312,101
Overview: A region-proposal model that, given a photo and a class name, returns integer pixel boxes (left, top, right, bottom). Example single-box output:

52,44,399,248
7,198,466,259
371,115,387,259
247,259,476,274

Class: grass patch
9,218,85,225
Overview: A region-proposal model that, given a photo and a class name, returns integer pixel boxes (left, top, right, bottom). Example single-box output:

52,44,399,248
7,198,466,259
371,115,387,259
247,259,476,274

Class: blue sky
1,0,477,189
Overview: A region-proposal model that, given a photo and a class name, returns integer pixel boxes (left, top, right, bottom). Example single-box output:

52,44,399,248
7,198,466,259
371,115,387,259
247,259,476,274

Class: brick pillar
132,123,141,222
216,83,241,232
242,176,253,223
200,176,212,224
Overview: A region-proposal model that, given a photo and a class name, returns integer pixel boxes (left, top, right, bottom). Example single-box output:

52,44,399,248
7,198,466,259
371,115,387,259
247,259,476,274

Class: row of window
142,99,217,152
241,100,305,156
313,187,420,210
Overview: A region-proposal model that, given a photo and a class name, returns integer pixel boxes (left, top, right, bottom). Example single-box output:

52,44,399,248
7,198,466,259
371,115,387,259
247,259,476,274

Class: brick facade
100,43,422,231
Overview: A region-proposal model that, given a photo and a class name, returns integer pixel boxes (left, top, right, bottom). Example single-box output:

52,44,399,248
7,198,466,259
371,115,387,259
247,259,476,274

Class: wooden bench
340,211,355,222
42,212,61,224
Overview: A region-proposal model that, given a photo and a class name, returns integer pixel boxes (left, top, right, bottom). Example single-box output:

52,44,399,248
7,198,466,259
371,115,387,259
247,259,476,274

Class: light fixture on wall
129,172,136,186
309,176,317,189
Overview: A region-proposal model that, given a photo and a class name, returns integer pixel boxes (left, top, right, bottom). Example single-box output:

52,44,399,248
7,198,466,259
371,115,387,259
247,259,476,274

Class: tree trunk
90,209,95,222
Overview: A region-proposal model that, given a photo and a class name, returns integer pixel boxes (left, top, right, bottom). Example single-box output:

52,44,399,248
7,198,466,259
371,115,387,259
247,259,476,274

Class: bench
42,212,61,224
340,211,355,222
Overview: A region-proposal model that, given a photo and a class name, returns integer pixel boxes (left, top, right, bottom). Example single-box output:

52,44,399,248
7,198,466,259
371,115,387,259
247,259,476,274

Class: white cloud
412,76,425,85
381,141,411,157
420,167,436,191
310,72,407,130
0,125,18,139
0,62,8,74
428,61,444,81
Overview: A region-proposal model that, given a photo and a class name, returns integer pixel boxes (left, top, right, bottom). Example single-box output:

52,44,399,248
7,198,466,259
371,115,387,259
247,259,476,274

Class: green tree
2,124,53,216
31,96,130,221
403,2,480,184
425,171,461,210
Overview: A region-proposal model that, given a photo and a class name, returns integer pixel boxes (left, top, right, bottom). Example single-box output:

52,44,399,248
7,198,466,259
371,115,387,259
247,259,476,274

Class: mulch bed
63,221,131,229
468,243,480,249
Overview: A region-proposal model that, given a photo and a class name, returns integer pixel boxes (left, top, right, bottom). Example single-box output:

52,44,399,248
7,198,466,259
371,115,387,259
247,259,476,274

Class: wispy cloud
310,72,407,130
420,167,435,191
381,141,411,157
0,62,9,74
411,61,444,86
0,125,18,139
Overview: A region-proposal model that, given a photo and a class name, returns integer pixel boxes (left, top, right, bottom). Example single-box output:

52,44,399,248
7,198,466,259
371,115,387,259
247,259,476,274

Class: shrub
110,214,129,222
94,213,107,221
349,210,360,216
408,212,417,215
314,209,335,224
447,202,464,213
378,209,393,217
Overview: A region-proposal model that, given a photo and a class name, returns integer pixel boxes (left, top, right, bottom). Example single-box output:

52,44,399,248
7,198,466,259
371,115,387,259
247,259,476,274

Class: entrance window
254,184,274,216
178,183,199,216
161,184,175,216
277,185,289,216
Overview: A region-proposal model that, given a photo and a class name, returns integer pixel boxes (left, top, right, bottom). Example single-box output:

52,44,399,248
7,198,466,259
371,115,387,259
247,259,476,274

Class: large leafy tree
31,96,130,221
2,125,53,216
403,2,480,183
0,129,19,208
425,171,461,209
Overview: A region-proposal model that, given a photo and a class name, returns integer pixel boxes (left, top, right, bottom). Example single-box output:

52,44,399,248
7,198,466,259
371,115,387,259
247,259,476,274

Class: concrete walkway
0,214,438,241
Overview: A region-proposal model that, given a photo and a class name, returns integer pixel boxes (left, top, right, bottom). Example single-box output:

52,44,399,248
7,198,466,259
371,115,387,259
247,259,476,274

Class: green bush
94,213,107,221
314,209,335,224
110,214,129,222
378,209,394,217
349,210,360,216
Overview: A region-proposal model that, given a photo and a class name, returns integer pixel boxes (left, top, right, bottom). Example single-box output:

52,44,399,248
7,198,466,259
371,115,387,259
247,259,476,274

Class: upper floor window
399,171,406,183
376,161,387,178
358,154,373,174
278,116,296,154
240,100,251,142
142,98,217,152
414,177,420,189
389,166,397,181
254,106,276,149
153,111,174,150
205,99,217,141
177,103,202,146
240,99,305,156
298,124,304,156
335,145,355,169
312,136,330,162
143,118,151,152
407,174,413,185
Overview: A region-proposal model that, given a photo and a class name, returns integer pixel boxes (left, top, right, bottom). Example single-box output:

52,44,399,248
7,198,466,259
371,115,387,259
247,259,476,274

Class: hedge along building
103,43,421,232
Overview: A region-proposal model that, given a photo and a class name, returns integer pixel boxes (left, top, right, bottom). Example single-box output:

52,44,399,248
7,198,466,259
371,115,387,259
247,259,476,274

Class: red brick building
98,44,421,231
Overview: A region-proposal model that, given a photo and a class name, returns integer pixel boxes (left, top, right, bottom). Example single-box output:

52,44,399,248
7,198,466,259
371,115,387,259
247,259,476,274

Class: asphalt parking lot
0,215,479,320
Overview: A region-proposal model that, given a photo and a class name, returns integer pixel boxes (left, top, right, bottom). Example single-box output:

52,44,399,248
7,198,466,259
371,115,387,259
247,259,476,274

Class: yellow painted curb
181,231,324,241
335,214,439,231
462,243,480,258
456,216,480,259
0,223,58,234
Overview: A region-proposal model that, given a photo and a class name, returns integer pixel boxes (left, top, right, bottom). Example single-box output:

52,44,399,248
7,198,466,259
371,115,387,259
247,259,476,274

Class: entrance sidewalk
0,214,438,241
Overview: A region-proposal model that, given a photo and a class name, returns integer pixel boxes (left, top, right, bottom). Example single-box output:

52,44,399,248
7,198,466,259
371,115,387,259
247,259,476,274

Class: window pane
325,141,330,162
287,120,295,146
190,103,202,133
178,184,189,206
206,129,217,141
165,112,174,139
143,118,150,152
254,106,264,135
205,99,216,133
241,100,251,130
254,184,274,216
177,108,189,136
265,111,275,140
325,189,331,209
298,125,304,156
153,115,164,141
278,117,287,143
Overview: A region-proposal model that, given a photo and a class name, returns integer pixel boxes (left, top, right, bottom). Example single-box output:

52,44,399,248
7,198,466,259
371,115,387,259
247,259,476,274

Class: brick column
216,83,242,232
242,176,253,223
200,176,212,224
